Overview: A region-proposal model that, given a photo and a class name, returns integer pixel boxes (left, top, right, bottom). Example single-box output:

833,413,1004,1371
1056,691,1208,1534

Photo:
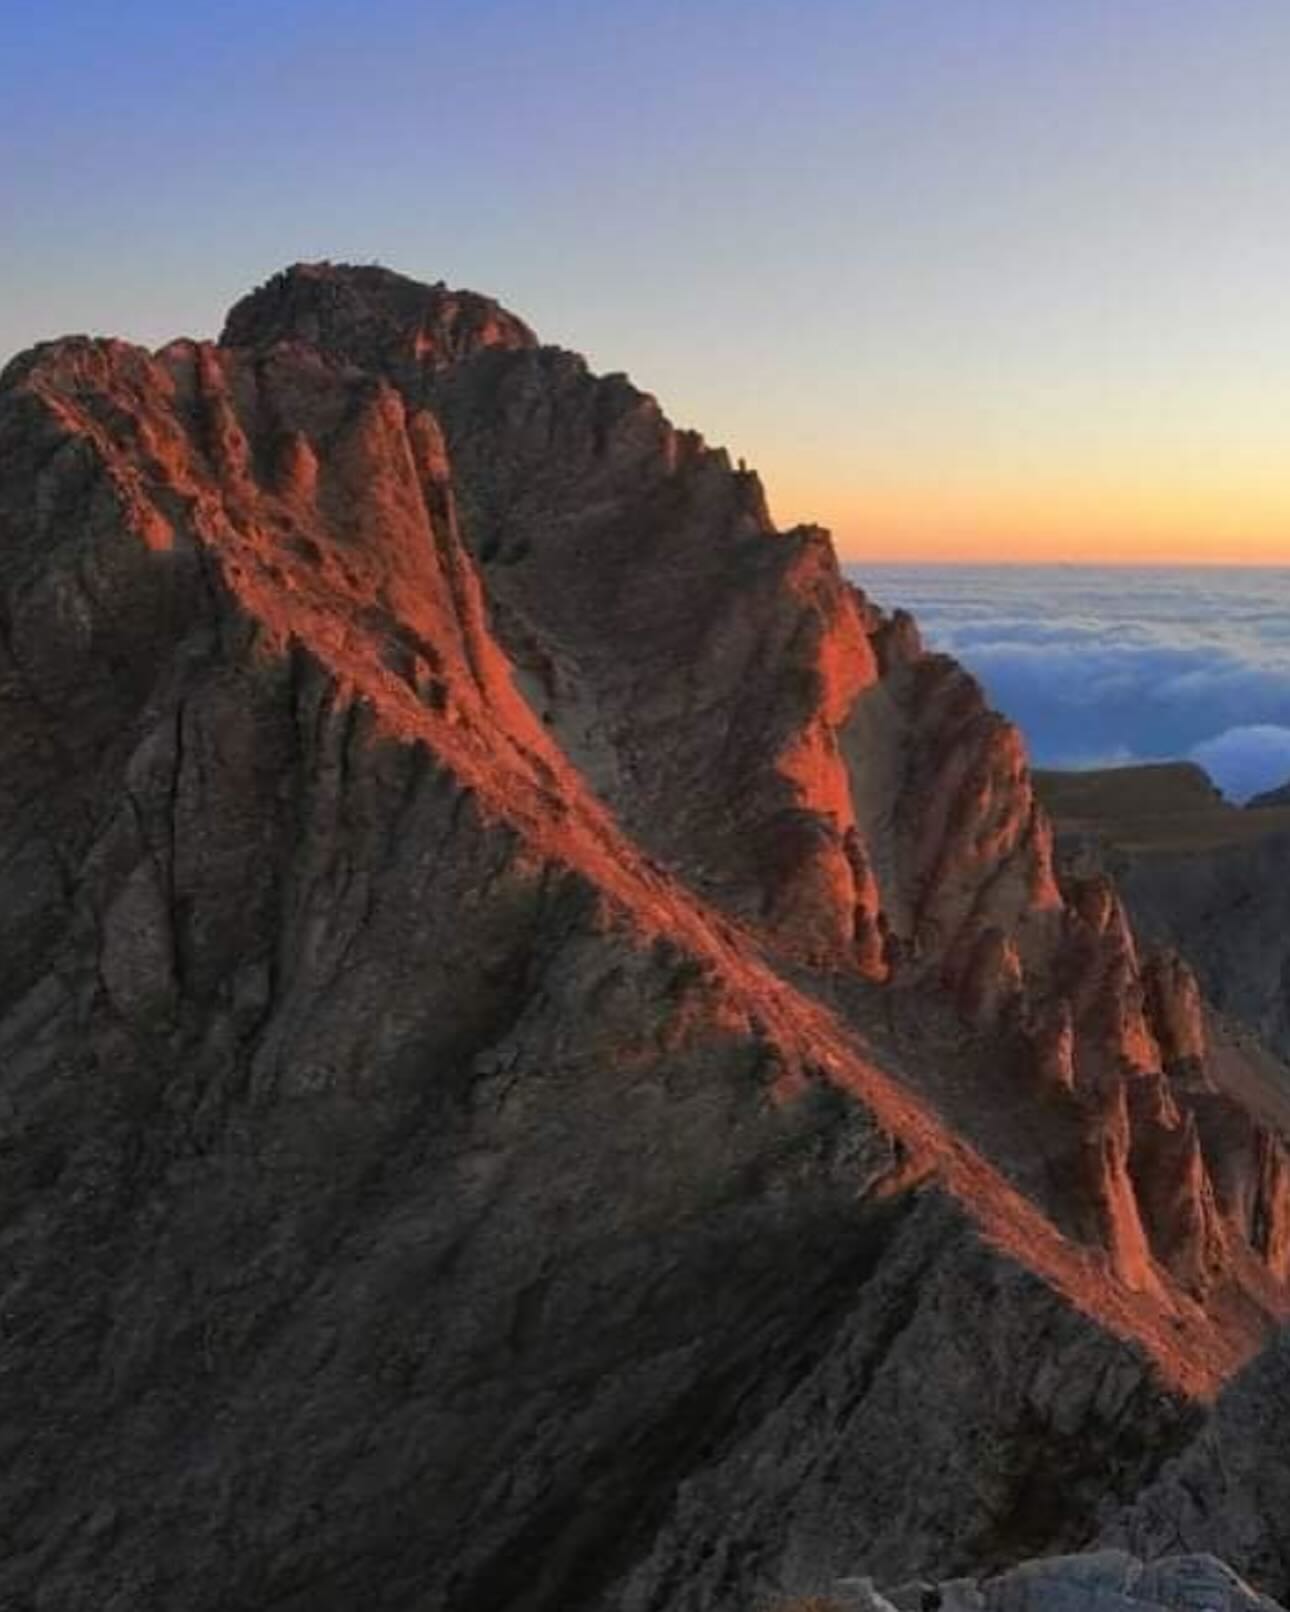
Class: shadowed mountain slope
1110,1320,1290,1601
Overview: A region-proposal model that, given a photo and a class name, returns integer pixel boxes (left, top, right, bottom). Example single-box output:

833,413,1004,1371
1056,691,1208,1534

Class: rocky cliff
1,264,1288,1611
1107,1319,1290,1601
1038,762,1290,1071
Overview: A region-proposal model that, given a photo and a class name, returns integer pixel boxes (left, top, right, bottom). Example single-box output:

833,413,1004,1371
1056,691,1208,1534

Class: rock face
222,265,1290,1309
1110,1326,1290,1603
1,263,1289,1611
1037,764,1290,1067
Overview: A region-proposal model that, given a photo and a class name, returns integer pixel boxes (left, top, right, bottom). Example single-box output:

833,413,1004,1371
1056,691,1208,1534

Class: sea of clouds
847,566,1290,802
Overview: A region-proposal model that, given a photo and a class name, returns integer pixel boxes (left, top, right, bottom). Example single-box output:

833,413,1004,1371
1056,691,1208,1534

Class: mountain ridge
2,262,1289,1609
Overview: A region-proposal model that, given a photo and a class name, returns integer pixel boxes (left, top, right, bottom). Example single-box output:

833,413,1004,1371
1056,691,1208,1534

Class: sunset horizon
7,1,1290,570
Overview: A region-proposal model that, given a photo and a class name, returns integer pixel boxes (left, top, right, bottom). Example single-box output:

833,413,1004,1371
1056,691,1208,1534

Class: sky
857,565,1290,799
3,0,1290,564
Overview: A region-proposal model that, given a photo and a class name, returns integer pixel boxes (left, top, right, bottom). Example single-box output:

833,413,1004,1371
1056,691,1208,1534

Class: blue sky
5,1,1290,561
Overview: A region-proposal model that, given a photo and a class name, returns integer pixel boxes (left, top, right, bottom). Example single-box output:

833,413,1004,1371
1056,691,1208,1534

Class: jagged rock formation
1037,763,1290,1065
1035,765,1290,1292
223,266,1290,1310
1,263,1289,1611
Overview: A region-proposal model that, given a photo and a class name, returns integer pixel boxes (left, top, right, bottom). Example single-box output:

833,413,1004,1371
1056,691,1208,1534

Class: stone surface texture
835,1549,1285,1612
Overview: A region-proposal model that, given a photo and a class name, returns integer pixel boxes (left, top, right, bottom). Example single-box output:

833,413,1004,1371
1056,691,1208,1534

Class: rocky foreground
829,1550,1284,1612
2,265,1289,1610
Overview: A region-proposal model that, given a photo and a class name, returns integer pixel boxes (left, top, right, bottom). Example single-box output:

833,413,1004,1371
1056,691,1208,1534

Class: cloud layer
848,565,1290,802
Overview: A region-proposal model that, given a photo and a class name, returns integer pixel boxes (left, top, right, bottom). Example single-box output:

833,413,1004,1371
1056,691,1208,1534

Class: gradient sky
4,0,1289,563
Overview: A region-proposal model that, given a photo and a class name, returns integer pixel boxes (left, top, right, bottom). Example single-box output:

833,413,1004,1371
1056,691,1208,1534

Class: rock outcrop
1,264,1288,1611
832,1549,1285,1612
1037,763,1290,1066
1036,767,1290,1299
1109,1324,1290,1602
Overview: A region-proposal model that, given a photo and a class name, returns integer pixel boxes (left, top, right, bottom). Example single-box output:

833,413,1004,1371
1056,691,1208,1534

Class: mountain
1037,762,1290,1066
2,263,1290,1611
1248,779,1290,810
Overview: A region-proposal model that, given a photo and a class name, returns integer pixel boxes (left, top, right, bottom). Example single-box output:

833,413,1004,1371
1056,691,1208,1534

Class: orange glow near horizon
763,466,1290,568
8,2,1290,577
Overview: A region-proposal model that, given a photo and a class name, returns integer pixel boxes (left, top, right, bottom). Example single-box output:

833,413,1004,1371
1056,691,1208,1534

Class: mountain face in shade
1247,778,1290,810
2,263,1290,1611
1110,1321,1290,1599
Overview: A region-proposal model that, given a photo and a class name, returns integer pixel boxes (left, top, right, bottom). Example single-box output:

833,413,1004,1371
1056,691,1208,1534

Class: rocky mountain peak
4,264,1290,1612
219,259,538,376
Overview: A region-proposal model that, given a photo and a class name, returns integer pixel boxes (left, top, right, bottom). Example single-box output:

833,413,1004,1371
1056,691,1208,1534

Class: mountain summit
2,264,1289,1610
